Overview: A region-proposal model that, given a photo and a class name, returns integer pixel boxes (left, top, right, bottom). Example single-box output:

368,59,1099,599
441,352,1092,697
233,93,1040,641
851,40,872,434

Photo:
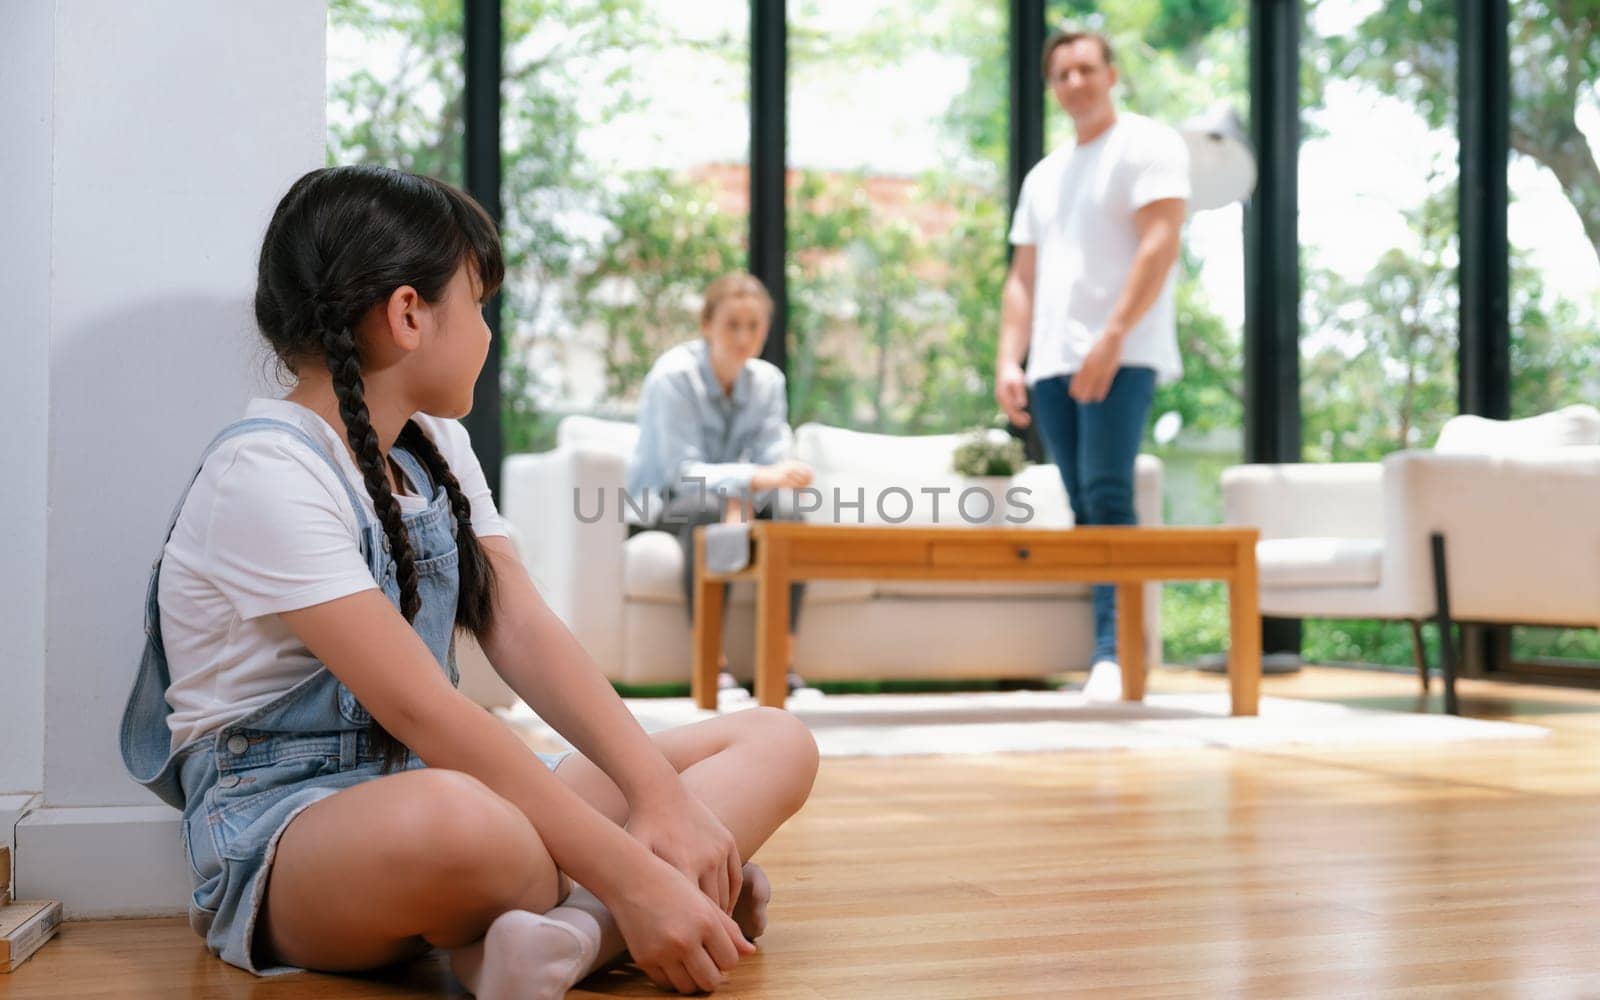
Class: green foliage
326,0,467,183
1313,0,1600,261
1302,184,1459,461
572,170,746,402
951,429,1028,477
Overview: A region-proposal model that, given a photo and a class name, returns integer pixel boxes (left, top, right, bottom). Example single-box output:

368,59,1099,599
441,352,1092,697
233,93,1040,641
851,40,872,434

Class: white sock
451,863,772,996
448,907,601,1000
733,862,771,941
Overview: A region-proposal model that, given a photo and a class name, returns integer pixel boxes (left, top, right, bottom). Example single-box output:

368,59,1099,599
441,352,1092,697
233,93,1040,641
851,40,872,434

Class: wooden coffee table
692,523,1262,715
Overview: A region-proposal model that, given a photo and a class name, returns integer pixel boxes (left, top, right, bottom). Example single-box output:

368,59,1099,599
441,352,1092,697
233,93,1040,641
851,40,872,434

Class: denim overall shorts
119,417,565,975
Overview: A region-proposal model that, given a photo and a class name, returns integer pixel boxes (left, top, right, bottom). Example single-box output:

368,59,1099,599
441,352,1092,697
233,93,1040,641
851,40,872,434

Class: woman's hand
628,787,743,913
611,852,757,994
751,461,814,492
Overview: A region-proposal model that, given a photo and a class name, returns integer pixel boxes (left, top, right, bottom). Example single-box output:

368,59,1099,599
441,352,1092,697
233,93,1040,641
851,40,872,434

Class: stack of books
0,845,64,974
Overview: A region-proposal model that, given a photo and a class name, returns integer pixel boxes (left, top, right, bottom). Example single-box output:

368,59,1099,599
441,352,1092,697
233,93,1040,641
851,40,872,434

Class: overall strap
145,417,375,638
389,445,436,500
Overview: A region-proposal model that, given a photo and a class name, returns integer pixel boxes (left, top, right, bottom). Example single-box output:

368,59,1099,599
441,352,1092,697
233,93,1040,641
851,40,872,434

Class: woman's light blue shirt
626,339,791,507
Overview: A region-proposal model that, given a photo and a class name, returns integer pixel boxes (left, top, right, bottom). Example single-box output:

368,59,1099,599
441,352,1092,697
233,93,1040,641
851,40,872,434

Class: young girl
120,166,818,999
625,274,816,695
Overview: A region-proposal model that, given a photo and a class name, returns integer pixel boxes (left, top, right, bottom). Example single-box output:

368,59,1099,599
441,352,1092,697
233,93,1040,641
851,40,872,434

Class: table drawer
929,540,1110,568
791,539,931,567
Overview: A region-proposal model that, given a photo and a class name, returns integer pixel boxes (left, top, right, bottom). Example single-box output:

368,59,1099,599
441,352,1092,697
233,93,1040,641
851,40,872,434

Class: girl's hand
627,789,743,913
612,853,757,994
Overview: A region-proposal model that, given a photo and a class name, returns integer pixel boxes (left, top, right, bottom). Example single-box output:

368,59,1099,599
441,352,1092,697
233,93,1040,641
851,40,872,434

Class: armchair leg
1429,532,1460,716
1408,619,1429,695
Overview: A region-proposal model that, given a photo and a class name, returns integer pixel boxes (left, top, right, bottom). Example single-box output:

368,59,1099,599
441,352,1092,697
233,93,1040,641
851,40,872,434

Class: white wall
6,1,326,913
0,0,56,799
41,1,327,809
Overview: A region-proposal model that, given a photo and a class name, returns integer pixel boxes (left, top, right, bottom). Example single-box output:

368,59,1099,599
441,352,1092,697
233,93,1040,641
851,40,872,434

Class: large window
330,2,749,455
327,0,465,184
1044,2,1249,664
1294,0,1460,667
784,0,1008,435
1506,7,1600,664
499,1,751,452
327,3,1593,676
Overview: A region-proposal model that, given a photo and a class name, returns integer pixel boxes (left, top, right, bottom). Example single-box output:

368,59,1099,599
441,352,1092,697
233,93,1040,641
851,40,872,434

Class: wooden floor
11,666,1600,999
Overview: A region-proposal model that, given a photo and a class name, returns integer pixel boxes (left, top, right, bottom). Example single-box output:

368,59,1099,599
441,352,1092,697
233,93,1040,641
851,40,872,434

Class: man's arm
996,243,1037,426
1068,197,1186,403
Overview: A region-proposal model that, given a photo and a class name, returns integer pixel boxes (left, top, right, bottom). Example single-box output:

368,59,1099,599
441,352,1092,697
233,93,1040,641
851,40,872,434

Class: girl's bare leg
257,768,596,999
557,707,818,860
548,707,818,970
257,768,558,968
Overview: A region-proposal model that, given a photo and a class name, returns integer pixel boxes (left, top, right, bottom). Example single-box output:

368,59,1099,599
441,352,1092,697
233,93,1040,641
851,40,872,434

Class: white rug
497,689,1549,759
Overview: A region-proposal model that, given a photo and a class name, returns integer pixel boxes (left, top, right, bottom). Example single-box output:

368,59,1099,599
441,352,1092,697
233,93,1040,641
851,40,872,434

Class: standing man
996,30,1189,700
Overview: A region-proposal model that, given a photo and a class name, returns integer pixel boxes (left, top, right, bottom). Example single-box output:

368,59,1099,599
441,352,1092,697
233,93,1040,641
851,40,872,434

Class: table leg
1116,582,1147,702
1229,543,1262,716
754,538,791,709
691,528,723,710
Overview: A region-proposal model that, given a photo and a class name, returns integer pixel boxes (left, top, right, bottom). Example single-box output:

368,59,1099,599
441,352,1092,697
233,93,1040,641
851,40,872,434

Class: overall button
226,735,249,756
217,774,241,789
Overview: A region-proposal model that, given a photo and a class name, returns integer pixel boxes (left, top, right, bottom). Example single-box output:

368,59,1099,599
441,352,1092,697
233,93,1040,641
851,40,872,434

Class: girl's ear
382,284,426,353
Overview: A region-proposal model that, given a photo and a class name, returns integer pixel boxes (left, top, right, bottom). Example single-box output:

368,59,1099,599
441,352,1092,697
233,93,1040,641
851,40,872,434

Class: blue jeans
1030,367,1156,663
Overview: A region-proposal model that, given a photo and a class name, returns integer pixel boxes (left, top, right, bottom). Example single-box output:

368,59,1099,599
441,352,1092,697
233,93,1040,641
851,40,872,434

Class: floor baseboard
15,805,188,919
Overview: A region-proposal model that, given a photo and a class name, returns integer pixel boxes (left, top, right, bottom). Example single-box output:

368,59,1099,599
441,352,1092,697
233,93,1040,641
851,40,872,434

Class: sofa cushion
795,423,1071,527
1258,537,1383,589
795,424,971,526
558,415,639,456
622,529,873,605
1434,404,1600,455
1011,463,1073,528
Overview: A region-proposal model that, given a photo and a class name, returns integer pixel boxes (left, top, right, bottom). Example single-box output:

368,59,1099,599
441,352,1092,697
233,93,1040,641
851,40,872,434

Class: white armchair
1223,405,1600,710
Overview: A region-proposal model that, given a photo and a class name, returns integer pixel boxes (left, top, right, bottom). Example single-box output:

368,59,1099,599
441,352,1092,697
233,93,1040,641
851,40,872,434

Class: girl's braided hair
253,165,504,768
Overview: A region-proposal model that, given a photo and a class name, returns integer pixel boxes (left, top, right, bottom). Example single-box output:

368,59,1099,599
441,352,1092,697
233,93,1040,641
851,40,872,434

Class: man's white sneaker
1083,659,1124,702
717,670,752,703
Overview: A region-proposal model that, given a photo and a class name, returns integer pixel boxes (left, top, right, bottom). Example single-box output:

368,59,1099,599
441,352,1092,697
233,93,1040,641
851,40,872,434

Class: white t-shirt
1008,112,1190,385
157,398,507,749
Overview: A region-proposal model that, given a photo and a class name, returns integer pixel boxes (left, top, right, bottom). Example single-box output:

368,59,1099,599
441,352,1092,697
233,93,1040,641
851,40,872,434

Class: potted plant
950,427,1028,526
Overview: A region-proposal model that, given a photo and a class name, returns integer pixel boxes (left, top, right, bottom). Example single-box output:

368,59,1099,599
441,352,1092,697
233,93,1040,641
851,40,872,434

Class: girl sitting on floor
120,165,818,999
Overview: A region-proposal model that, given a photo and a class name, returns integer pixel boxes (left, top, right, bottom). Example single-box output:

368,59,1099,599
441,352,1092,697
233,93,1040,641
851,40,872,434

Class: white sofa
501,416,1164,686
1222,405,1600,707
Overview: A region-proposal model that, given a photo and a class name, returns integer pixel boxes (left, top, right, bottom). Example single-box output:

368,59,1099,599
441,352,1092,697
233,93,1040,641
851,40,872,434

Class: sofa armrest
1134,454,1163,527
500,445,629,673
1222,462,1384,540
1382,448,1600,625
1133,455,1164,665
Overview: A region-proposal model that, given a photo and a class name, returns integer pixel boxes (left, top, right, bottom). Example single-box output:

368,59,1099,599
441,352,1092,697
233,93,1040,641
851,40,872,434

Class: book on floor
0,846,9,901
0,899,62,973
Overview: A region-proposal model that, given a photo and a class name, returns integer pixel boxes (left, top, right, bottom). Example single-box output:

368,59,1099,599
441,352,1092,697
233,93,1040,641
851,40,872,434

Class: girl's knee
396,769,560,913
743,708,819,809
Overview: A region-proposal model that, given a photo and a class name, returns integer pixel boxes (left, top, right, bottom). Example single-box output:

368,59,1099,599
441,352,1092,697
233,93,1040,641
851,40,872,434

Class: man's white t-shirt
157,398,508,749
1008,112,1190,386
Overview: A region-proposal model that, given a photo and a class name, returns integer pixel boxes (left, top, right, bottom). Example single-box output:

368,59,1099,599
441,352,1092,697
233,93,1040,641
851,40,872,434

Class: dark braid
318,308,423,622
398,421,499,638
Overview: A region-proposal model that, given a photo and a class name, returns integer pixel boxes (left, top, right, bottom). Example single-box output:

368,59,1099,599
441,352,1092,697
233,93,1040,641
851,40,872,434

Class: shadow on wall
47,294,268,806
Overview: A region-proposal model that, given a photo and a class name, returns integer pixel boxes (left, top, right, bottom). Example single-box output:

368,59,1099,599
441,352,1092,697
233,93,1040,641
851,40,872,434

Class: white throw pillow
1433,404,1600,455
556,415,640,456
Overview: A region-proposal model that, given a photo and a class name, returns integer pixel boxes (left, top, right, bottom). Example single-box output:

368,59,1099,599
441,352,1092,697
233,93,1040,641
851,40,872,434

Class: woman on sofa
627,273,814,697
